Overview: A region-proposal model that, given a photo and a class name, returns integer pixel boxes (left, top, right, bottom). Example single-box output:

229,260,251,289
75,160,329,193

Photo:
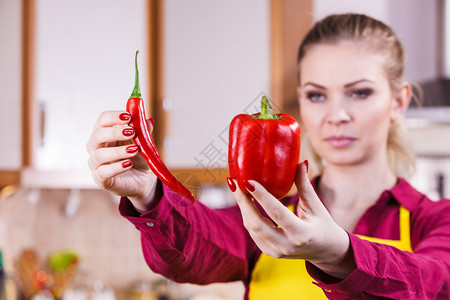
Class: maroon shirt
119,178,450,299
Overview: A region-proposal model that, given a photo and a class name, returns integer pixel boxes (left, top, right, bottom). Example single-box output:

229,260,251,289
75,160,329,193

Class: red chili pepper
228,96,301,199
126,51,195,203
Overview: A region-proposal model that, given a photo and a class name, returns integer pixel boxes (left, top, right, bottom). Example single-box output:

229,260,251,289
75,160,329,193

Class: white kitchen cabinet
24,0,148,188
0,0,22,170
162,0,270,169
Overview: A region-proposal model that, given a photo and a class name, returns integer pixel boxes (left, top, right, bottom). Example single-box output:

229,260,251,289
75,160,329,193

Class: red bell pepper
126,51,195,203
228,96,301,199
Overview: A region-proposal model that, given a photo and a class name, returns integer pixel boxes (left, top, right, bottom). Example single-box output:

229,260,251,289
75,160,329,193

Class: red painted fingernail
304,160,309,173
149,118,155,126
226,177,236,192
122,160,132,168
122,128,134,136
119,113,130,121
126,145,139,153
243,180,255,193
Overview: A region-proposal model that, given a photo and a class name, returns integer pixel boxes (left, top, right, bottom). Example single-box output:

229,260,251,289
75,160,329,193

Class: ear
390,82,412,122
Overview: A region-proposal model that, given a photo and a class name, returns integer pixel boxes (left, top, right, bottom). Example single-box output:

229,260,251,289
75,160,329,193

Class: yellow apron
248,205,412,299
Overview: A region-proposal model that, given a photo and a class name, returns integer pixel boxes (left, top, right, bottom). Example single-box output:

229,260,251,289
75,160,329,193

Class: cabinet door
162,0,270,170
33,0,148,171
0,0,22,170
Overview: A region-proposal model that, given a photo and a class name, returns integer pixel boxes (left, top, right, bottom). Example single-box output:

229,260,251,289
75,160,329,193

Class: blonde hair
297,14,416,179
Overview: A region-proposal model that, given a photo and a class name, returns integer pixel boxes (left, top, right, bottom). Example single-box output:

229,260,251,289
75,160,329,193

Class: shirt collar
389,178,424,211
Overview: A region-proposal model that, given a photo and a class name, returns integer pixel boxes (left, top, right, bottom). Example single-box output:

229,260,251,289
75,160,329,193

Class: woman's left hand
229,161,356,279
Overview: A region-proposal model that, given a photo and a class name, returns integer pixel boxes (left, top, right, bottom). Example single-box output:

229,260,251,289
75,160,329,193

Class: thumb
294,160,326,216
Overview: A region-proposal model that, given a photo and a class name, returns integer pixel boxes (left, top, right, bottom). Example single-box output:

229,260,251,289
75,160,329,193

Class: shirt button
145,222,155,227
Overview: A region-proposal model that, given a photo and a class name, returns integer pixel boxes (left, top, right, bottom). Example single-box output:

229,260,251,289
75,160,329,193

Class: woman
86,14,450,299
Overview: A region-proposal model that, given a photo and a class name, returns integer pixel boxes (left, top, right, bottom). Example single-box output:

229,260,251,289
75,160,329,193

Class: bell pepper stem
253,96,280,119
130,50,142,98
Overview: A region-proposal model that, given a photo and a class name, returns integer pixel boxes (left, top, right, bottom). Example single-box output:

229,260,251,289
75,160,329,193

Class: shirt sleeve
306,200,450,299
119,181,255,285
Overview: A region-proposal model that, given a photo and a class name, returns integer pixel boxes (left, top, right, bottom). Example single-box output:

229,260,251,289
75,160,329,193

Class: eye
306,92,326,103
349,88,373,100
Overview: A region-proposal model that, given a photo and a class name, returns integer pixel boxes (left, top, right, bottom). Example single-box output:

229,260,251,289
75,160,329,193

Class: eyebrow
344,79,375,88
302,82,326,89
301,79,375,89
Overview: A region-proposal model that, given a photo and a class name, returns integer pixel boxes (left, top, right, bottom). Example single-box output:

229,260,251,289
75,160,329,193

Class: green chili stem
130,50,142,98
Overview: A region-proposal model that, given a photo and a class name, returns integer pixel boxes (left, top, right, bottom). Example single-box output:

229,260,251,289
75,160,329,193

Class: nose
326,98,351,125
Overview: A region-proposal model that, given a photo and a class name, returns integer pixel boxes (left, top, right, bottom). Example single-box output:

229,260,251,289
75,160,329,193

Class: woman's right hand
86,111,158,211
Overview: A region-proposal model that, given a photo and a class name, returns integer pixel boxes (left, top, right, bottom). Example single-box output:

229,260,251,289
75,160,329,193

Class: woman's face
298,42,400,167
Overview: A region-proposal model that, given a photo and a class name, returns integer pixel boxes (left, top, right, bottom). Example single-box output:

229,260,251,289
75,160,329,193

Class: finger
232,181,266,228
294,161,326,216
88,144,139,170
231,180,288,248
86,111,132,152
86,125,135,153
93,159,133,190
245,180,300,232
94,111,131,129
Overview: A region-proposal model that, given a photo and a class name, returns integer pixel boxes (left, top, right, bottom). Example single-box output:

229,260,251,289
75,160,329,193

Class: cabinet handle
38,102,46,147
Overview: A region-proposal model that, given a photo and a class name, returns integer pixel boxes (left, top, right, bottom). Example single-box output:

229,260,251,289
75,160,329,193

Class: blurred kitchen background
1,0,450,299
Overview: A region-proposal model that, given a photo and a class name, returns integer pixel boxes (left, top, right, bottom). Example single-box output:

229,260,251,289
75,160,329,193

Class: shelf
20,167,98,190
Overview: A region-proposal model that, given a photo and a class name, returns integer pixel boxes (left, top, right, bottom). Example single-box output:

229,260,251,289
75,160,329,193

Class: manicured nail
126,145,139,153
149,118,155,126
243,180,255,193
304,159,309,173
119,113,130,121
122,128,134,136
226,177,236,192
122,160,132,168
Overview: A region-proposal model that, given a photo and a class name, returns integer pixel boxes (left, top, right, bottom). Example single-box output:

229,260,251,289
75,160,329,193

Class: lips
325,136,357,148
